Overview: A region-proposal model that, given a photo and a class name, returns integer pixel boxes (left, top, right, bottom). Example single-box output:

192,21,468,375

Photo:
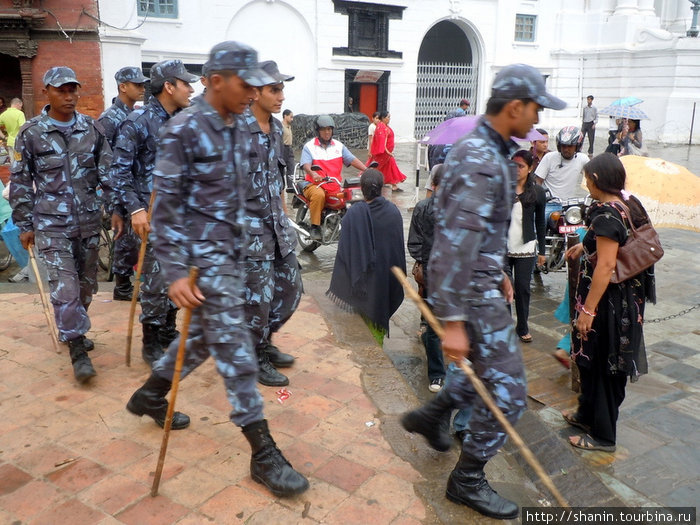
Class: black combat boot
142,323,164,367
446,452,519,520
158,308,180,349
113,273,133,301
68,336,96,384
257,349,289,387
264,343,295,368
400,389,454,452
242,419,309,497
82,337,95,352
126,374,190,429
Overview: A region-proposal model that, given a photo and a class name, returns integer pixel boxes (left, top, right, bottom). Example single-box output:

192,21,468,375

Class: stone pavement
379,156,700,514
0,285,433,524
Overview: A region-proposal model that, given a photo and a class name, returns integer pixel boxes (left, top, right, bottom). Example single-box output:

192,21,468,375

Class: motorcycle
288,163,367,252
540,194,592,273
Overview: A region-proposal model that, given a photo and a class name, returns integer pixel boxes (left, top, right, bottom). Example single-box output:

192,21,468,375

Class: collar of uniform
40,104,89,132
243,108,263,134
147,96,170,119
113,97,130,114
313,137,335,147
194,97,236,132
477,116,519,157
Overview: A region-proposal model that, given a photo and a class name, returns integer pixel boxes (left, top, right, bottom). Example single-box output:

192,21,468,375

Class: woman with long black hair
563,153,656,452
505,150,546,343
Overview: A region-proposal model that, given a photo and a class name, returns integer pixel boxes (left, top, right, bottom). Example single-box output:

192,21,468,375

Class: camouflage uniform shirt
239,108,296,261
428,117,518,322
98,98,130,148
111,97,170,214
151,98,249,283
10,106,113,238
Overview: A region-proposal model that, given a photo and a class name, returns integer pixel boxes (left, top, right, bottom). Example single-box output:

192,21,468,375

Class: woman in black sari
563,153,656,452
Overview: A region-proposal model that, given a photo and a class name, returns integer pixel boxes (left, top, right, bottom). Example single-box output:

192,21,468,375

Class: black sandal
569,433,616,452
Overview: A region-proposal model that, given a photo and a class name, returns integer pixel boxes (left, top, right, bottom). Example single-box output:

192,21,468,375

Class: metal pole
689,102,696,146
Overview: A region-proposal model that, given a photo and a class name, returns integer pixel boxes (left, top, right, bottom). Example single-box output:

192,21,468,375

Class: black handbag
591,201,663,283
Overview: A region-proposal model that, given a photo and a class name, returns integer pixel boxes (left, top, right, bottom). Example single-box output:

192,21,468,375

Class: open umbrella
609,97,643,107
420,115,545,145
620,156,700,232
600,105,649,120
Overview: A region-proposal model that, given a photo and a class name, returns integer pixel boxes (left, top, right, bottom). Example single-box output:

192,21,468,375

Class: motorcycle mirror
367,161,379,169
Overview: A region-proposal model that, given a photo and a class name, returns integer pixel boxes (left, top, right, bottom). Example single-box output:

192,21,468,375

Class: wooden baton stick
28,244,60,353
391,266,570,508
151,266,198,497
125,189,157,366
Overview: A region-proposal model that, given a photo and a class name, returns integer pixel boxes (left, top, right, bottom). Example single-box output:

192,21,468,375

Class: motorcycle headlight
565,206,583,224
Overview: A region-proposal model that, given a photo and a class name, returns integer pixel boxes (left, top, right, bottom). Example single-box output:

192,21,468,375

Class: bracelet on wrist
577,304,597,317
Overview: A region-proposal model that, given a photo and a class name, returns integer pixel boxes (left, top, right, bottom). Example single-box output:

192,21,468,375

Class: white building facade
97,0,699,143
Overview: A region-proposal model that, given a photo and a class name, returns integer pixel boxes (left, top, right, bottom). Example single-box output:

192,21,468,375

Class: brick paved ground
0,290,430,525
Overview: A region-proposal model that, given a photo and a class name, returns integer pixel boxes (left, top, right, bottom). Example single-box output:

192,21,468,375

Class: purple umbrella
420,115,546,145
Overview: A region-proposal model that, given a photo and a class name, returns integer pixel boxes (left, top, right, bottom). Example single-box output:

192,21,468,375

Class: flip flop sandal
562,412,591,433
519,334,533,343
569,433,616,452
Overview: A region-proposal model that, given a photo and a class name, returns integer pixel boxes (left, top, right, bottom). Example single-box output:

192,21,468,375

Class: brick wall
31,40,103,119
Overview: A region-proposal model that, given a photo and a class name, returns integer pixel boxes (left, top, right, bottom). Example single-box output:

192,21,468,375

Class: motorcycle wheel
0,250,12,272
547,238,566,272
295,207,321,253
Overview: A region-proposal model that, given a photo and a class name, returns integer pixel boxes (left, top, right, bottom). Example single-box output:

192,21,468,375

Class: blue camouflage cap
43,66,81,87
491,64,566,110
204,41,275,87
150,59,199,90
259,61,294,85
115,66,149,84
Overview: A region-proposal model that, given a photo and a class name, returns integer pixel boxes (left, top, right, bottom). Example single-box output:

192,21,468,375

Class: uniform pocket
35,154,67,194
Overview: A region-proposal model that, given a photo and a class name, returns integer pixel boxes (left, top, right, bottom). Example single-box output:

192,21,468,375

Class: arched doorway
414,20,479,138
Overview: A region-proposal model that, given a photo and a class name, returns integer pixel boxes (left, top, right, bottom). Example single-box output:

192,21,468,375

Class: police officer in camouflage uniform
111,59,198,366
240,60,301,387
126,41,309,498
10,67,114,384
98,66,149,301
400,64,566,520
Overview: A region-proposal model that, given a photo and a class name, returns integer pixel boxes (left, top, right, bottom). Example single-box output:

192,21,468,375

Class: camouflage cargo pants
35,233,99,342
111,219,140,276
446,296,527,463
243,251,302,351
152,270,263,427
139,242,174,326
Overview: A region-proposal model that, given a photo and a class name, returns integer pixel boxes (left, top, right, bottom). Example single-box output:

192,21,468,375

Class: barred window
138,0,178,19
514,14,537,42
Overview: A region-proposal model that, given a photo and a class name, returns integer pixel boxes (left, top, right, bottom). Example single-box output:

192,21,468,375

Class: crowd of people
2,47,658,519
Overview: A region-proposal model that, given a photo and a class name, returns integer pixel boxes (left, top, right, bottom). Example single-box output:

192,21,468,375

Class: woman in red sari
369,111,406,191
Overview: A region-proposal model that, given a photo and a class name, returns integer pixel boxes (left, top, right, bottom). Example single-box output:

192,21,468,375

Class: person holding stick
126,41,309,498
400,64,566,520
9,67,114,383
99,66,149,301
111,59,198,366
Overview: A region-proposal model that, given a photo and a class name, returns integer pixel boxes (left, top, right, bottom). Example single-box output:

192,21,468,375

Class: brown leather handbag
596,201,664,283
